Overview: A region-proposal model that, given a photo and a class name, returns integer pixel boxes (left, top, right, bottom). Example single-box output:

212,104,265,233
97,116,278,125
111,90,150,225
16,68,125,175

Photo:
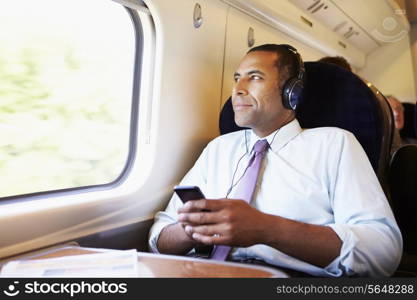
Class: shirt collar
247,119,302,153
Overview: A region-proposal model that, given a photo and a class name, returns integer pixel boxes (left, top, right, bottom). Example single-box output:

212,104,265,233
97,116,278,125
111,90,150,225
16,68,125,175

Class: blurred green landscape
0,0,134,197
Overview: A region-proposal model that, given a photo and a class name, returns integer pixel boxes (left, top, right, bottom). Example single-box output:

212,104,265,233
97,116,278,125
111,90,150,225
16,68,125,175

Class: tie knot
253,139,269,154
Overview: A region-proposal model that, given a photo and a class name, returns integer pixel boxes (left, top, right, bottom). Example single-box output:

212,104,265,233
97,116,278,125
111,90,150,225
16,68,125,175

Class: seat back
389,145,417,254
400,102,417,141
219,62,394,193
389,144,417,274
366,83,395,179
296,62,393,193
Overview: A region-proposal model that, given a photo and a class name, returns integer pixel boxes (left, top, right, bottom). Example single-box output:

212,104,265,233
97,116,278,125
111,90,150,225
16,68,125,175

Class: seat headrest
296,62,386,172
219,61,391,174
401,102,416,139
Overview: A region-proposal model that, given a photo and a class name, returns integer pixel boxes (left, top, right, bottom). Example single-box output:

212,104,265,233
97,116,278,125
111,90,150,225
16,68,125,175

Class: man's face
232,51,293,137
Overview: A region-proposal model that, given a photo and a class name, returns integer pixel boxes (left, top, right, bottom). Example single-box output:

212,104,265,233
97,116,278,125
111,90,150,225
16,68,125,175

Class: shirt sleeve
325,131,403,277
148,146,210,253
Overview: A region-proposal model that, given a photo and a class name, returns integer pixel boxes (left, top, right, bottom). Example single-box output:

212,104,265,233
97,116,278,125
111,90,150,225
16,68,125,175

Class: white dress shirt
148,119,402,277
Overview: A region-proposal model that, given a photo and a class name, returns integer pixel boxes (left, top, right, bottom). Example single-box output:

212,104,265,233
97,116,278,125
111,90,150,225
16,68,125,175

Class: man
318,55,352,72
387,95,406,153
387,96,405,131
148,44,402,277
387,95,417,152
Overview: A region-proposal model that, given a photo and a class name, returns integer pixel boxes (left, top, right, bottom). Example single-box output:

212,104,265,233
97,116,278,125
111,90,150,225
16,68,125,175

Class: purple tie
210,139,269,261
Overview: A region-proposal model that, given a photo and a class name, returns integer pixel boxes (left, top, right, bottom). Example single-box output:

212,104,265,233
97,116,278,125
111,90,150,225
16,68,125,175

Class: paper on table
0,249,139,277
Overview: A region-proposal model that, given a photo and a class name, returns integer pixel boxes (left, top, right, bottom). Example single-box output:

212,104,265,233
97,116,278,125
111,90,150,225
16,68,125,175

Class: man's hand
178,198,342,267
177,198,267,247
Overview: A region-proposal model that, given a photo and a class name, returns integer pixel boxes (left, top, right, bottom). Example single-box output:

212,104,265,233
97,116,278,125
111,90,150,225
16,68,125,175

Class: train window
0,0,137,198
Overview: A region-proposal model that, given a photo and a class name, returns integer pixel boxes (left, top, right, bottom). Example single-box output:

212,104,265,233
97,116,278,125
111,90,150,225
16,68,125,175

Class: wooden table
1,245,289,278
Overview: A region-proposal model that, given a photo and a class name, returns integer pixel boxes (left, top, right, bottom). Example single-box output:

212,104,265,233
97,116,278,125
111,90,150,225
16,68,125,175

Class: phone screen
174,185,205,203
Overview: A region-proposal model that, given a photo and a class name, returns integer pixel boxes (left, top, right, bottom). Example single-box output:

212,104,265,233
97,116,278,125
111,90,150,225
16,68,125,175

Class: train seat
400,102,417,143
219,61,394,194
388,144,417,276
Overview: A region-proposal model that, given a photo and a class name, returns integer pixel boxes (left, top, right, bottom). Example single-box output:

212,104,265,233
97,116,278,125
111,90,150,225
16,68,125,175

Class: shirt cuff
148,211,177,253
324,224,358,276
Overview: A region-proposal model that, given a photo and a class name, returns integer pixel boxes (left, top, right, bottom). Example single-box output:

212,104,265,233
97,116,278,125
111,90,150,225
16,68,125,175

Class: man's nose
232,79,248,96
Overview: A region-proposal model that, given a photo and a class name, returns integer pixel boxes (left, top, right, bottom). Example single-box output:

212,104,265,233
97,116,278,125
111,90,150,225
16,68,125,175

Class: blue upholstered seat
400,102,417,142
389,144,417,275
219,62,394,191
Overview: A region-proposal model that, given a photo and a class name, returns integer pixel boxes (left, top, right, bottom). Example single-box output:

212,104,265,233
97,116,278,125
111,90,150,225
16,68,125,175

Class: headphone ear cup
282,78,303,110
281,81,292,110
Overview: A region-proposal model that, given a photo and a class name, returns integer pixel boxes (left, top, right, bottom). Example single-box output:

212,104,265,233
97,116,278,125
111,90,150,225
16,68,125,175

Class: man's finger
191,232,226,245
178,198,227,213
178,211,216,224
185,224,224,237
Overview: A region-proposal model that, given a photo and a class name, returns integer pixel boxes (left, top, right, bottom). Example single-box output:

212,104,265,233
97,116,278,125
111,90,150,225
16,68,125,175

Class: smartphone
174,185,205,203
174,185,213,256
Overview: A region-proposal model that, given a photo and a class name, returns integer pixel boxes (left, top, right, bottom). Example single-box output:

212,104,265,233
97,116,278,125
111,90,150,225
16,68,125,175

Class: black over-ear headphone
279,44,305,110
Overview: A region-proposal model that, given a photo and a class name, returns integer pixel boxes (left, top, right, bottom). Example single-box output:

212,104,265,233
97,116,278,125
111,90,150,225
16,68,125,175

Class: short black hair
247,44,300,88
318,56,352,72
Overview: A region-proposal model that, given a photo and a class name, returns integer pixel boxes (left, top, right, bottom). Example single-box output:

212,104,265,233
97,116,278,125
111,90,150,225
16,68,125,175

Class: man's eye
234,77,240,82
251,75,262,80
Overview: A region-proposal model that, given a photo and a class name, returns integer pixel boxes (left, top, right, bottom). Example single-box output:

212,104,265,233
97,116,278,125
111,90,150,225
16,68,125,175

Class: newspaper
0,249,139,277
